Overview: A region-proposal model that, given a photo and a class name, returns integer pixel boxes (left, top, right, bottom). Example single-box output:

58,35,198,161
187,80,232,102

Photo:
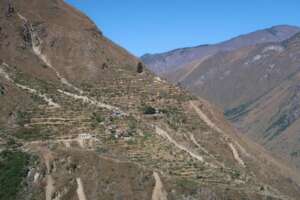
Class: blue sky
66,0,300,56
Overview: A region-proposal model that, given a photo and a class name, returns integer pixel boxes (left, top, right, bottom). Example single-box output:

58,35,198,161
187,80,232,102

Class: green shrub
143,132,152,140
126,138,137,145
92,112,105,123
0,84,4,96
0,150,30,200
142,106,156,115
175,178,198,194
127,118,137,136
231,170,241,179
6,138,16,146
160,107,186,130
14,127,50,141
15,111,30,126
290,151,299,158
96,147,108,154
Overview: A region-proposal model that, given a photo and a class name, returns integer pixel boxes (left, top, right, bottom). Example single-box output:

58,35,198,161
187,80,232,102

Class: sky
66,0,300,56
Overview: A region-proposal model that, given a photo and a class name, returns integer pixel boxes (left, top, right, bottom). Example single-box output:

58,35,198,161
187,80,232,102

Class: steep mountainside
169,32,300,172
1,1,300,200
179,34,300,109
141,25,300,75
234,70,300,170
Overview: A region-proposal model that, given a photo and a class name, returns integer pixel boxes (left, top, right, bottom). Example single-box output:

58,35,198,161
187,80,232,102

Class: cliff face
0,1,300,200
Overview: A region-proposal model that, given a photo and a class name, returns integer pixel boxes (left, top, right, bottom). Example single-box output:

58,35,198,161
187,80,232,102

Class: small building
79,133,92,140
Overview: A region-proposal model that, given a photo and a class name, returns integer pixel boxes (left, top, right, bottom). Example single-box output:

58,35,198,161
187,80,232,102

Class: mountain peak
269,24,300,30
265,24,300,38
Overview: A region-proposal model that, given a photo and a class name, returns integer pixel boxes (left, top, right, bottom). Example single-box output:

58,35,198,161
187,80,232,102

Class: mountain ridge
143,25,300,56
141,24,300,74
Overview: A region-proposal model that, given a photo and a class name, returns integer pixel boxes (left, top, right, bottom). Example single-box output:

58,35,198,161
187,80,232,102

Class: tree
137,62,143,73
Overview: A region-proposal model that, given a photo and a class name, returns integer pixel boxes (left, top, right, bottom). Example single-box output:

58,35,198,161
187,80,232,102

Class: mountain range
142,25,300,173
142,25,300,75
